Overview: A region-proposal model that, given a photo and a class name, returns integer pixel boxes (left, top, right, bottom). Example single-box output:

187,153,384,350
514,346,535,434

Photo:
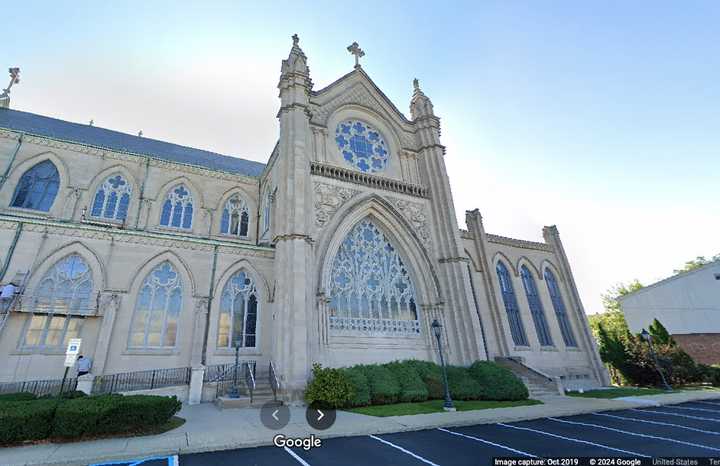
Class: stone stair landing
495,357,565,400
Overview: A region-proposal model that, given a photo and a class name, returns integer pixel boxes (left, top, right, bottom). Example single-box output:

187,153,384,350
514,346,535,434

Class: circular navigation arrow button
305,406,336,430
260,401,289,430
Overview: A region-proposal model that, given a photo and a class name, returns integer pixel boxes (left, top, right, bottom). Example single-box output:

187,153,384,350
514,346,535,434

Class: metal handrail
244,362,256,403
269,360,280,402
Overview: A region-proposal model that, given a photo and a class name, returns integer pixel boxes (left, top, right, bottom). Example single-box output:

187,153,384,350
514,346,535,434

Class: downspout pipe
134,156,151,229
0,222,23,282
201,245,219,365
0,134,23,192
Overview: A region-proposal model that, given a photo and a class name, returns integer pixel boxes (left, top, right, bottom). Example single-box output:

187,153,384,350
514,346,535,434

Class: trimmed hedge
303,359,530,408
0,399,57,444
304,364,353,409
468,361,529,401
446,366,484,400
0,394,181,444
52,394,181,438
341,367,371,407
0,392,37,402
360,365,401,405
385,361,428,402
405,360,445,399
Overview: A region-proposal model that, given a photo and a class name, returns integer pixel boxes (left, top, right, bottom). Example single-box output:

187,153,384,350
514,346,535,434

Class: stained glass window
496,261,529,346
328,219,419,335
128,262,182,348
520,265,554,346
335,120,389,173
91,174,131,222
220,195,249,237
11,160,60,212
35,254,94,314
22,314,83,349
217,271,258,348
160,185,193,229
544,269,577,347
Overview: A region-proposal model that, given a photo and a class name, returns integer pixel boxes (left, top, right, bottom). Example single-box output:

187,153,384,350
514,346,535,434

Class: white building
0,37,608,401
620,260,720,365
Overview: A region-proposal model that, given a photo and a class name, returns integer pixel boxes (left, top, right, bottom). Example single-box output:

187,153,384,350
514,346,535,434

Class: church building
0,37,608,401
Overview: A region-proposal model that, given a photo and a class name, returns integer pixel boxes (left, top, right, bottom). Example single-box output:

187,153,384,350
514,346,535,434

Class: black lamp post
431,319,455,412
640,328,672,391
228,340,241,398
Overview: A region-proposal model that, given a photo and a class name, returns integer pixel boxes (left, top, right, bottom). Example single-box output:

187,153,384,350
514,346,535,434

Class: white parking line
438,427,536,457
369,434,441,466
284,446,312,466
660,405,720,414
548,417,720,453
496,423,648,457
632,408,720,423
592,412,720,435
169,456,179,466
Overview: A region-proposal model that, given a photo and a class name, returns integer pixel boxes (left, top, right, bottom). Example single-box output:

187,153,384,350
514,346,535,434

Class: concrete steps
495,357,564,400
214,372,279,409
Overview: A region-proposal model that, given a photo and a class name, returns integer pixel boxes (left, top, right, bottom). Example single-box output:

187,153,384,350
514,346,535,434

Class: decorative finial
89,119,94,126
413,78,419,91
292,34,299,46
347,42,365,69
137,130,143,137
0,67,20,108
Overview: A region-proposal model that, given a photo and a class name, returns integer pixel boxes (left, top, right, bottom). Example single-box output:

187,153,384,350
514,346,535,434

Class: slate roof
0,108,266,178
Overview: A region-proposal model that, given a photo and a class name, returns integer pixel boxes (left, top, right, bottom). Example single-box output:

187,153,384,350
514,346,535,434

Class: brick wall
672,333,720,365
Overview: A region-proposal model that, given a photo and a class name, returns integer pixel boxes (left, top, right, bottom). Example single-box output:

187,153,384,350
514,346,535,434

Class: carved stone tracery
313,182,359,228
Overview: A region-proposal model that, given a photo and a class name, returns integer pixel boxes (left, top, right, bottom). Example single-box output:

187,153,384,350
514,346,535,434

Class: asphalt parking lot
92,399,720,466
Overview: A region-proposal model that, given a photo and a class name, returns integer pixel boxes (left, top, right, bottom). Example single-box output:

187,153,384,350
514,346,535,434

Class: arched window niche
11,160,60,212
520,265,554,347
496,261,529,346
544,268,577,347
220,195,250,237
328,219,420,337
217,270,258,348
91,174,131,222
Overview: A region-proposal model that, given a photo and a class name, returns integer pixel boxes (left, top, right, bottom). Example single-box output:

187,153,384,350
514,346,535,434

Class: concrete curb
4,389,719,466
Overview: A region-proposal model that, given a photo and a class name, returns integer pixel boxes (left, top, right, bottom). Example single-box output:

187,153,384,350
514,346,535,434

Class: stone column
411,80,486,365
543,225,610,385
92,292,122,375
188,366,205,405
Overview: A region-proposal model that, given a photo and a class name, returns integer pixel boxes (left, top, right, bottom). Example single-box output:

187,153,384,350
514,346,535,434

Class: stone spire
410,78,435,120
281,34,310,78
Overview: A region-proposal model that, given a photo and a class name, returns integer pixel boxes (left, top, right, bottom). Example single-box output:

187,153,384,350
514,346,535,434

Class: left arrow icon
272,409,280,421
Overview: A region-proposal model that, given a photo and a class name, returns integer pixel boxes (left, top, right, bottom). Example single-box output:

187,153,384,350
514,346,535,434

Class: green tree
588,280,643,340
673,254,720,275
648,318,675,346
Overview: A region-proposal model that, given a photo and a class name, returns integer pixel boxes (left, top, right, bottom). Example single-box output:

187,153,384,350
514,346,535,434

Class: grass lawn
346,399,542,417
567,385,720,399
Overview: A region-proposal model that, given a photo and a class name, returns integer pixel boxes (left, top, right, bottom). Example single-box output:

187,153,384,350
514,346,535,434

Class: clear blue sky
5,1,719,313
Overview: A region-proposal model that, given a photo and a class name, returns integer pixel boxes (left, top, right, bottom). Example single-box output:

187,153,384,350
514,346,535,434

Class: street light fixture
431,319,456,412
640,328,672,391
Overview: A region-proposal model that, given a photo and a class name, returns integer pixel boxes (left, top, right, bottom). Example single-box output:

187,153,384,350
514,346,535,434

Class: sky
4,1,719,314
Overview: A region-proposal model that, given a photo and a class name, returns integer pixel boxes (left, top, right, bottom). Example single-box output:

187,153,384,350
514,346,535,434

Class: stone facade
0,37,608,398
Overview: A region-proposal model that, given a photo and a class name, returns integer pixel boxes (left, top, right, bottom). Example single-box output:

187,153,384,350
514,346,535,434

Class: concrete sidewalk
2,389,719,466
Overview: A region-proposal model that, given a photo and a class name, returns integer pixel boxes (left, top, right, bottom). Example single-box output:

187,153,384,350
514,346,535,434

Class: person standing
0,282,17,312
76,354,92,376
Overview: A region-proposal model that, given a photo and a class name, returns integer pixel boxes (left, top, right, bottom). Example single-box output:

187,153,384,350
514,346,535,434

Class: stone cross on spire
0,67,20,109
347,42,365,69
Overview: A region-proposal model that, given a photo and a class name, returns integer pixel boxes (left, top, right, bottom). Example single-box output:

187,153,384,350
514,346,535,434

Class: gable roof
618,258,720,301
0,108,266,178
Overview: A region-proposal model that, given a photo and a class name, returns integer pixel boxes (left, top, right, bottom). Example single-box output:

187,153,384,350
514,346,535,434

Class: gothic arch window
544,269,577,347
520,265,554,346
496,261,528,346
128,261,182,348
220,195,249,237
217,271,258,348
160,185,193,229
11,160,60,212
91,174,131,222
335,120,389,173
328,219,420,336
22,254,91,349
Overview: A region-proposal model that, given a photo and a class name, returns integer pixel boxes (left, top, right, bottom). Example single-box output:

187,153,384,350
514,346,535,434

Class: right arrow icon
317,409,324,421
